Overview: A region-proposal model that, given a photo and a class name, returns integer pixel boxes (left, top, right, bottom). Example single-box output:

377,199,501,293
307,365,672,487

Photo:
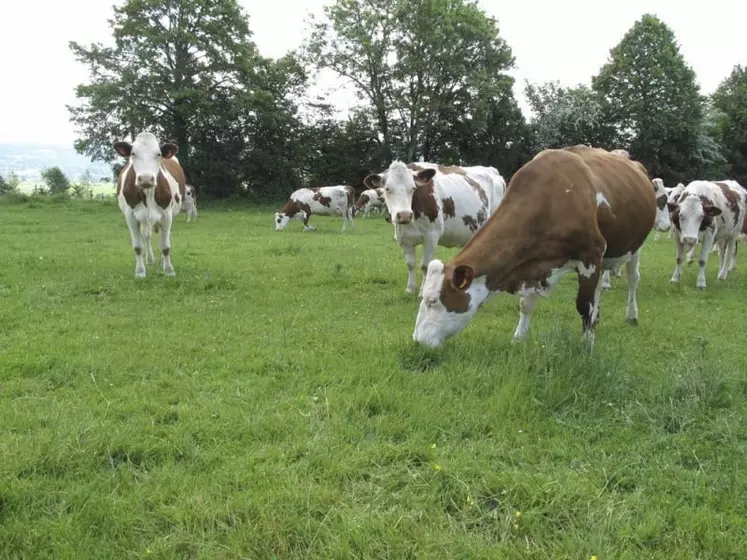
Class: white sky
0,0,744,146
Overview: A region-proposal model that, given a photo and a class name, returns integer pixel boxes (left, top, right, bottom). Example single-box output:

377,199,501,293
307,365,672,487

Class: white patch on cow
412,260,491,348
577,262,596,278
651,178,671,232
596,193,610,207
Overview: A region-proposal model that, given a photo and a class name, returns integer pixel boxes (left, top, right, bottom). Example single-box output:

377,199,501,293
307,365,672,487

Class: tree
711,65,747,185
41,167,70,194
0,174,13,194
68,0,307,199
6,172,21,192
525,81,616,151
592,14,705,183
306,0,518,164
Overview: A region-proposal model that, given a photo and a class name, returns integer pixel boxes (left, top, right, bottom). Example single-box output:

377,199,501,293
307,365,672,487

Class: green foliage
592,14,709,183
6,172,21,191
525,81,616,151
68,0,307,199
40,167,70,194
306,0,527,165
711,65,747,184
0,173,12,194
1,202,747,557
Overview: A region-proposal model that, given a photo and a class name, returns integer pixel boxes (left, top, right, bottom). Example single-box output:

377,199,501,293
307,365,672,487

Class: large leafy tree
41,167,71,195
305,0,520,166
711,65,747,185
592,14,706,183
68,0,306,198
525,81,616,151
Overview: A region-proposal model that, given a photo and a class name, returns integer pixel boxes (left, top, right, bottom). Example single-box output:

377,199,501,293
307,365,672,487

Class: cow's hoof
602,284,611,291
696,284,706,290
625,317,638,326
163,269,176,277
669,278,679,284
135,270,146,278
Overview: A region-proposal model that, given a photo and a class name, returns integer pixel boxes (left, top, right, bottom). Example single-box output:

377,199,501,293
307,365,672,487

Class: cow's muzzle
394,210,414,224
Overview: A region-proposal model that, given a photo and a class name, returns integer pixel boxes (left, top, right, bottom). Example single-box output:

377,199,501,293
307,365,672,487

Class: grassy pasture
1,197,746,559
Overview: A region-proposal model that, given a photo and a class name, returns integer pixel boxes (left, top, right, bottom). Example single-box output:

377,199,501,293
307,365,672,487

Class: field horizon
1,197,745,559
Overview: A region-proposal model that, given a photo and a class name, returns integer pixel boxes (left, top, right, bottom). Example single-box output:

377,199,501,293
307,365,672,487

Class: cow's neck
455,212,571,295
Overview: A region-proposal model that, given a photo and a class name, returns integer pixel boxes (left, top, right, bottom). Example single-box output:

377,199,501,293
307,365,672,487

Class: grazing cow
275,185,355,232
355,188,386,217
363,162,506,295
668,179,746,289
114,132,185,278
183,184,199,223
412,146,656,348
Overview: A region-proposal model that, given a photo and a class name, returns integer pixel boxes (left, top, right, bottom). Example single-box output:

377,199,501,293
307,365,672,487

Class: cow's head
412,259,490,348
363,161,436,225
113,132,178,189
652,178,671,232
274,211,304,231
667,193,721,251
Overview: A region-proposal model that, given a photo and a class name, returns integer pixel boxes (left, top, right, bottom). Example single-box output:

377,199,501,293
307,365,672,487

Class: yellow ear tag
457,278,469,289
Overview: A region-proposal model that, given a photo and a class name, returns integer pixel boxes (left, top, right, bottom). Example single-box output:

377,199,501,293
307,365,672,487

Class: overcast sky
0,0,744,146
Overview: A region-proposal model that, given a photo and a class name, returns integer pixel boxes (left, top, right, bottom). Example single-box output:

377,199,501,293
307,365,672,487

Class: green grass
1,197,746,559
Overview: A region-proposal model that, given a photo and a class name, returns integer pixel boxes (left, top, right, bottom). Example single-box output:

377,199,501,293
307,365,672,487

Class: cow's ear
451,264,474,291
704,204,722,217
113,142,132,158
363,173,382,190
414,168,436,186
160,143,178,159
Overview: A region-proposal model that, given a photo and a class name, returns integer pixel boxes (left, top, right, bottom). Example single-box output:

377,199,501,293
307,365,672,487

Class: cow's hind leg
601,270,611,289
624,250,641,325
418,234,438,297
160,214,176,276
125,213,147,278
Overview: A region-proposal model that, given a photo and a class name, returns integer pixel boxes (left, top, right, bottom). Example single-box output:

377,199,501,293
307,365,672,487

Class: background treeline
52,0,747,201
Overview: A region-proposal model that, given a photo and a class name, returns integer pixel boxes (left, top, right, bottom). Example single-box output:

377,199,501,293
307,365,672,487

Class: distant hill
0,143,114,182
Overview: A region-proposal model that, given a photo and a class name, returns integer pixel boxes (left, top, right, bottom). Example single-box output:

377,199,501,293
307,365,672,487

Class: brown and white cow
183,184,198,223
114,132,185,278
355,188,386,217
363,162,506,296
412,146,656,348
275,185,355,232
667,179,746,289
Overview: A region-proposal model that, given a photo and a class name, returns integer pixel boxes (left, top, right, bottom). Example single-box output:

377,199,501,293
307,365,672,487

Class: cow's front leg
686,245,696,265
418,234,438,297
160,214,175,276
697,231,715,288
512,294,538,342
125,213,147,278
401,243,418,295
348,207,355,230
624,250,641,325
576,269,604,347
670,237,686,283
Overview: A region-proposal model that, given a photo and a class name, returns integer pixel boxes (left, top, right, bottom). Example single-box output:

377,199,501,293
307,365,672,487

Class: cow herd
113,134,747,349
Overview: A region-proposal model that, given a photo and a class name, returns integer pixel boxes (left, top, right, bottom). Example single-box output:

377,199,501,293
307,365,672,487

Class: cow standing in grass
412,146,656,348
355,188,386,217
363,162,506,296
275,185,355,232
668,180,746,289
114,132,185,278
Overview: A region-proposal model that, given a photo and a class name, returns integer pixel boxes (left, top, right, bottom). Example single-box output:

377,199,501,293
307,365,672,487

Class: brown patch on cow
175,193,180,204
117,165,145,209
437,165,466,175
442,197,456,218
280,198,312,225
162,248,170,257
155,171,173,209
438,146,654,316
715,182,741,226
312,190,332,207
356,193,370,209
462,215,479,233
655,194,667,210
406,163,426,172
161,156,186,201
411,178,439,222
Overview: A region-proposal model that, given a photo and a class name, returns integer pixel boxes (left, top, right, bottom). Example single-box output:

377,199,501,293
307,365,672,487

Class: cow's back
564,145,655,259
